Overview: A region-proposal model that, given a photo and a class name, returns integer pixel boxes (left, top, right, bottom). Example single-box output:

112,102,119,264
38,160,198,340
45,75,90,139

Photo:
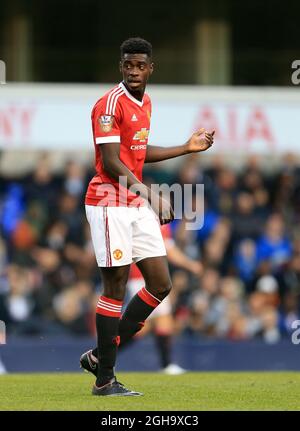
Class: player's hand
186,128,215,153
151,194,174,225
158,196,174,225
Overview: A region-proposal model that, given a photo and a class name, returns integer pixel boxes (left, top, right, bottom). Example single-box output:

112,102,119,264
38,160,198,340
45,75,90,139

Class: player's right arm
100,142,149,198
100,143,174,225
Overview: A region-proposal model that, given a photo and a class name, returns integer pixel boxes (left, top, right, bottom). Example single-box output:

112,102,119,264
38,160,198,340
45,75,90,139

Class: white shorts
127,278,172,318
85,205,167,267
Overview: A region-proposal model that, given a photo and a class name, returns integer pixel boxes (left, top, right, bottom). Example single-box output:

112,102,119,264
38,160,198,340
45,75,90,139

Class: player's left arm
145,128,215,163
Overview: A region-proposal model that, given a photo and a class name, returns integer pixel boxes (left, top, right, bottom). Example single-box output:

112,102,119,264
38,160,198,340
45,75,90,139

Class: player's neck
122,82,145,102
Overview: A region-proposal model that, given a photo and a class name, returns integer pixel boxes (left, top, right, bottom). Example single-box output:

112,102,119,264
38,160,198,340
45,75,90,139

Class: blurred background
1,0,300,373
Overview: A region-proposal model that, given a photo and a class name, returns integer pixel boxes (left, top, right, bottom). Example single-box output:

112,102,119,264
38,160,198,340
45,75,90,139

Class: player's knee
153,280,172,301
162,281,172,298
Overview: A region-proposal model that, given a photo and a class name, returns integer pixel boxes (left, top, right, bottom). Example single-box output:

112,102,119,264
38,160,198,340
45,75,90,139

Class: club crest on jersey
133,128,149,142
99,115,114,132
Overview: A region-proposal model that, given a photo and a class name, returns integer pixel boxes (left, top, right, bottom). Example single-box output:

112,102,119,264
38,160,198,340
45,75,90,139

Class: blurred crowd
0,152,300,344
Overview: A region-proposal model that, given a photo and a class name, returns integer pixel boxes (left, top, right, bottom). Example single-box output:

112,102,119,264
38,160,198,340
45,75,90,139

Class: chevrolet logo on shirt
133,128,149,142
130,144,147,150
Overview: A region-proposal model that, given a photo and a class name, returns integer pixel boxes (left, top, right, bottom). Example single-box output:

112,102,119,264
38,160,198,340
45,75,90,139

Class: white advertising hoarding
0,83,299,154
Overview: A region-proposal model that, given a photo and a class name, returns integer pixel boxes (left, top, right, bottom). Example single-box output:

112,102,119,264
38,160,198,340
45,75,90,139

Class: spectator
279,292,300,337
24,155,59,212
231,192,263,241
0,264,46,335
63,160,86,198
0,155,299,344
233,239,257,291
256,214,292,275
52,280,95,335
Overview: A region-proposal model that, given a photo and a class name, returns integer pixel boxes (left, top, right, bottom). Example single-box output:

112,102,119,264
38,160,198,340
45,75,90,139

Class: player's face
120,53,153,93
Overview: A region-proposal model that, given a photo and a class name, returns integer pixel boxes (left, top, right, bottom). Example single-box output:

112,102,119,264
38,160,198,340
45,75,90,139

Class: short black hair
120,37,152,59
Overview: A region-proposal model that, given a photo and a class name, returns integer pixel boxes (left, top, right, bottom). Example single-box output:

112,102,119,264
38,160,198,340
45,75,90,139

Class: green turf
0,372,300,410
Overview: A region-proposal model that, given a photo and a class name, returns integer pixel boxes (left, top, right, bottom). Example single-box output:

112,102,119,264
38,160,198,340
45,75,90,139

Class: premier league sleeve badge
99,115,114,132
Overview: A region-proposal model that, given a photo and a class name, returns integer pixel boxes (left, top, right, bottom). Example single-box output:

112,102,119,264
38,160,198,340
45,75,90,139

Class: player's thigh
85,205,133,267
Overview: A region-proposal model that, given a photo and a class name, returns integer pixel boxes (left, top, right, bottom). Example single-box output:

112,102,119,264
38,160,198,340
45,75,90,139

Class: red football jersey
85,82,152,206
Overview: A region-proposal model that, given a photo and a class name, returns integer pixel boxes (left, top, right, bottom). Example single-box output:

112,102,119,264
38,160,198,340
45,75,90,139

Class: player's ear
119,60,122,73
149,62,154,75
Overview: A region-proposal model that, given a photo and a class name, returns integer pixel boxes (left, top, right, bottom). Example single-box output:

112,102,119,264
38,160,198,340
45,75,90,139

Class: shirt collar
119,82,144,107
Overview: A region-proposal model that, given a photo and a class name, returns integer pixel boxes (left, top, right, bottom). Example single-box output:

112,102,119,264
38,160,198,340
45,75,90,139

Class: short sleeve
92,97,122,145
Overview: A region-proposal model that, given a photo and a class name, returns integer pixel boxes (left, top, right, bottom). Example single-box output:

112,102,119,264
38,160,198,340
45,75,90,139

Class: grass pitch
0,372,300,411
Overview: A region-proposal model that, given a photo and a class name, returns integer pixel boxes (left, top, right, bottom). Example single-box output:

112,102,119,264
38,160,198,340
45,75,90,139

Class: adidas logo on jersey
131,114,138,121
